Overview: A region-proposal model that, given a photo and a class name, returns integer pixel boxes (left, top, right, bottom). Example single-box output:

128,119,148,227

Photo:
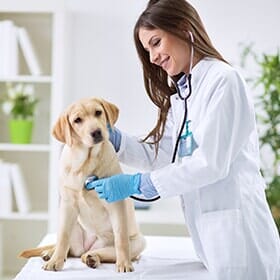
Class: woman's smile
160,57,170,71
138,27,192,76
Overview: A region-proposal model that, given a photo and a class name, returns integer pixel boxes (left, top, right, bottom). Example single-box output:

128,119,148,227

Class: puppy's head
52,97,119,147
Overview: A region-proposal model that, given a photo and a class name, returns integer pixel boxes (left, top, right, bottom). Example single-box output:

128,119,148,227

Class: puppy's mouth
90,129,103,144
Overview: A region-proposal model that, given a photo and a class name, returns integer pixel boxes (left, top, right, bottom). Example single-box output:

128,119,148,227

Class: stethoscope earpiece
188,30,194,44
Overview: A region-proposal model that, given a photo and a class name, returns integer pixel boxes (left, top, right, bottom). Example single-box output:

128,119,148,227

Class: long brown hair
134,0,227,154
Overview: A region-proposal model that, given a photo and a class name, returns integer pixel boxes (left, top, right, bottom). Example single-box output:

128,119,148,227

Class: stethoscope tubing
130,74,192,203
130,32,194,203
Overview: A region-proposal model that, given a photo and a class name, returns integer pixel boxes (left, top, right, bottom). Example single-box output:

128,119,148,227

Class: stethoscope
130,31,194,203
85,32,194,203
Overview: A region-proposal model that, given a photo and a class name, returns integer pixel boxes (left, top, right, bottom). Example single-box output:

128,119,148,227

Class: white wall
64,0,152,135
64,0,280,136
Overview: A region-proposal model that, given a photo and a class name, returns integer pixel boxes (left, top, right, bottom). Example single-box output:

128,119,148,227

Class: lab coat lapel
170,94,185,132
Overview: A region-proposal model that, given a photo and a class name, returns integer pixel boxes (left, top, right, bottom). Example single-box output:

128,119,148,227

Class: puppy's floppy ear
98,98,119,127
52,112,73,146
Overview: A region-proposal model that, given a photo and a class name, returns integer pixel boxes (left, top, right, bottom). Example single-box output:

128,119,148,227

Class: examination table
14,234,212,279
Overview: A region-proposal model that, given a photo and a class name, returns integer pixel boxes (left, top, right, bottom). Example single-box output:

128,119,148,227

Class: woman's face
138,27,191,76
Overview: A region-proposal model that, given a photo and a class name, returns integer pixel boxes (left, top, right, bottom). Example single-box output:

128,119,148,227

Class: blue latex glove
107,125,121,152
86,173,141,203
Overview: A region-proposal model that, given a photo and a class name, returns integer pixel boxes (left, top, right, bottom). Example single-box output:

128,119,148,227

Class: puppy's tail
18,244,55,259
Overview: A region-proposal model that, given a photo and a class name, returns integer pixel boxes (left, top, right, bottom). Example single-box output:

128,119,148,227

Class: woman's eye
74,117,82,123
95,110,102,117
152,39,160,47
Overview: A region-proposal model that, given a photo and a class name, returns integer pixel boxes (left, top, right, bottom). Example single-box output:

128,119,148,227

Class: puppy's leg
81,247,116,269
107,200,133,272
38,229,87,262
43,197,78,271
129,233,146,261
18,244,55,260
68,221,91,257
40,246,56,261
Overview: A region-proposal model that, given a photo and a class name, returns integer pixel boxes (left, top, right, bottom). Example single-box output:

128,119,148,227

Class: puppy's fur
19,97,146,272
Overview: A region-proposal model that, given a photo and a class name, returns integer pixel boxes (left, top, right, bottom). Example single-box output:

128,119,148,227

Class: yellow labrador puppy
20,97,146,272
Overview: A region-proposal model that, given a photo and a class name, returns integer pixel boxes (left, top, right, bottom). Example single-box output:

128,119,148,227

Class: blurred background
0,0,279,278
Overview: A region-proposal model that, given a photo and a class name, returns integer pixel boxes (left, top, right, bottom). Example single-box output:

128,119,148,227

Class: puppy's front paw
116,260,134,273
42,257,65,271
81,253,100,269
41,248,55,261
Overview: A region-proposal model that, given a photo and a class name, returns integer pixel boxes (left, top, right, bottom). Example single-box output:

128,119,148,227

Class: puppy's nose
90,129,103,143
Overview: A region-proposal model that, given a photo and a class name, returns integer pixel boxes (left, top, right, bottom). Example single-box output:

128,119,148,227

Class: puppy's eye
95,110,102,117
74,117,82,123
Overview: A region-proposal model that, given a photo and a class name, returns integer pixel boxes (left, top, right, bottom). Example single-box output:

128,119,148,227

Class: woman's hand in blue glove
85,173,141,203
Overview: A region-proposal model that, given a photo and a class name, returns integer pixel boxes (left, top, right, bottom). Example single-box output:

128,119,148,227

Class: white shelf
0,4,66,276
0,143,50,152
0,75,52,83
0,211,48,221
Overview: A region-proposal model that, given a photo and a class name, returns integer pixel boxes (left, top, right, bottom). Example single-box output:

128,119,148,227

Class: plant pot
8,119,34,144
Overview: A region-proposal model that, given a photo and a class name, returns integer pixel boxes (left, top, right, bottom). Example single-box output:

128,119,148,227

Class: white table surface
14,234,212,280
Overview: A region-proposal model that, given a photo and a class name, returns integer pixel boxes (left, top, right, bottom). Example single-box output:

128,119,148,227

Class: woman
86,0,280,279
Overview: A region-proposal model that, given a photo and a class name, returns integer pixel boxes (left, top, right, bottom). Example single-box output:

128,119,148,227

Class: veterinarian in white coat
86,1,280,279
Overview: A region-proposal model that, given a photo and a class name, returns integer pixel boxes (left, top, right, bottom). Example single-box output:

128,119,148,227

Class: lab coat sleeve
150,70,255,198
117,110,174,171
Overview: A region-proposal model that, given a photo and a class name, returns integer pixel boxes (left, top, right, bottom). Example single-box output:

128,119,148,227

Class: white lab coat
117,58,280,280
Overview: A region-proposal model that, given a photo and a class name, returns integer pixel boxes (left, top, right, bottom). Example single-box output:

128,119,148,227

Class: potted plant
240,45,280,230
0,83,39,144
